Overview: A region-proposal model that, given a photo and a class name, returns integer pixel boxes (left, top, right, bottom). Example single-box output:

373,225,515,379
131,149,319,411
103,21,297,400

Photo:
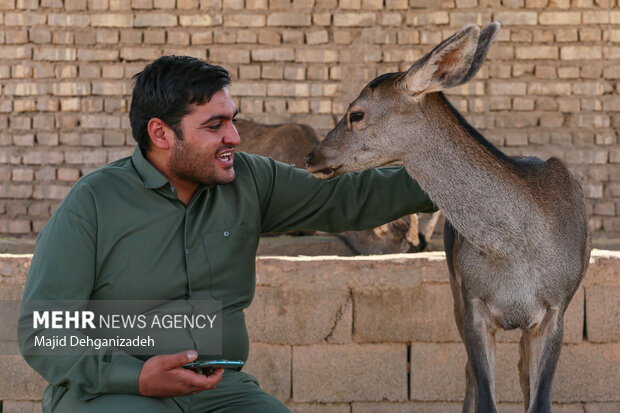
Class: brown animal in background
235,119,319,168
234,118,437,254
306,23,590,413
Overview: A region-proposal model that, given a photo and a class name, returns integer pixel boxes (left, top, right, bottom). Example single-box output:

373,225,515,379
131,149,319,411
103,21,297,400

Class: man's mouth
216,150,234,163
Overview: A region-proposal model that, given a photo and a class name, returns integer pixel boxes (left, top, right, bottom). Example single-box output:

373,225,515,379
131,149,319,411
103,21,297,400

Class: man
18,56,436,412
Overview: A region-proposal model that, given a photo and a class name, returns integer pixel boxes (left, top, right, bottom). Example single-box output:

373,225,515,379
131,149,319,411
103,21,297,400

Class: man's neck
145,150,197,205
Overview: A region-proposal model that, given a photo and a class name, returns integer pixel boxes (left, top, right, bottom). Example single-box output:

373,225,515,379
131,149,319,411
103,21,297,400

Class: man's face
168,87,240,186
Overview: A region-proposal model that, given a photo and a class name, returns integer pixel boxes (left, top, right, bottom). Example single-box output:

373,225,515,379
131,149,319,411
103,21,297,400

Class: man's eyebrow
199,110,238,127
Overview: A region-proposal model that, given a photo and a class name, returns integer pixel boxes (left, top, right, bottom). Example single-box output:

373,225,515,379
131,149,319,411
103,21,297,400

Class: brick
586,403,620,413
9,116,32,130
244,343,291,402
120,47,161,61
339,0,361,8
91,13,134,27
4,11,46,25
361,0,382,8
515,46,559,60
293,344,408,402
312,12,332,26
261,65,283,79
92,81,128,96
450,11,492,26
77,49,119,61
407,11,448,26
88,0,109,9
282,30,304,44
22,150,64,165
247,284,349,344
232,82,266,97
251,48,295,62
134,12,177,27
52,82,91,96
65,0,87,9
1,401,42,413
494,11,537,25
295,49,338,63
33,47,77,61
257,30,281,45
561,46,602,60
57,167,80,181
575,114,610,128
79,114,121,129
267,13,311,26
0,220,31,234
539,11,581,25
179,14,222,26
586,284,620,342
47,13,91,27
191,32,213,44
11,168,33,182
13,99,35,113
36,133,59,146
555,343,620,402
488,82,527,96
224,13,265,27
0,45,32,59
333,12,375,26
527,82,572,96
355,284,459,343
565,149,608,164
306,30,329,44
222,0,242,7
267,82,310,97
246,0,267,8
33,184,71,200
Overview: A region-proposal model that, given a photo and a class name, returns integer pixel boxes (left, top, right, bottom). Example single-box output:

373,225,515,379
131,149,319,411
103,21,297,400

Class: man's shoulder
60,155,138,208
73,155,137,189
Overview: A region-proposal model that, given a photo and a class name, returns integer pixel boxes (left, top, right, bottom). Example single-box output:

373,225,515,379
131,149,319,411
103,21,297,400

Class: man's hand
138,350,224,398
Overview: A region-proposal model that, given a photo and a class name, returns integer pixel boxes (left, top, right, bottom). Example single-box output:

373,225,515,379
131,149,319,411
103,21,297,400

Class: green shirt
19,147,435,401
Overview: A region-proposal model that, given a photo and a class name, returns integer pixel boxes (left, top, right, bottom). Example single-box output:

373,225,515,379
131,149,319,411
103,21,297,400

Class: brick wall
1,251,618,412
0,1,619,240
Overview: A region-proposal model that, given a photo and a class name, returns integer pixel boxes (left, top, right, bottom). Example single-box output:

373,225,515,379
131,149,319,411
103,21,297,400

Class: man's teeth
217,152,233,161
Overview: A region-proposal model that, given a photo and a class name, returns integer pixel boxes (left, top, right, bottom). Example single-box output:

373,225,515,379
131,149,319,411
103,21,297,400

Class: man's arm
239,153,436,234
17,184,221,400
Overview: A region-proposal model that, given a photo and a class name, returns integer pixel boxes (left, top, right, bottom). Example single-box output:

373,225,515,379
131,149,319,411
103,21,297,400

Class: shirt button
188,290,193,298
223,231,230,237
185,248,189,255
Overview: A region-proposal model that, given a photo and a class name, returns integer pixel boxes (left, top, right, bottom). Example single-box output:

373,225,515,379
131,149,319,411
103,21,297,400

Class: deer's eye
349,111,365,124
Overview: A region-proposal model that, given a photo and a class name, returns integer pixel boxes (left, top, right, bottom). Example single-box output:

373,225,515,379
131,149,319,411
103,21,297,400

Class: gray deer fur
305,23,591,413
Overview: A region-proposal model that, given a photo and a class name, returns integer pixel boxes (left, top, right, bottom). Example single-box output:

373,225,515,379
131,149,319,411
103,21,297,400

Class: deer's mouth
307,165,342,180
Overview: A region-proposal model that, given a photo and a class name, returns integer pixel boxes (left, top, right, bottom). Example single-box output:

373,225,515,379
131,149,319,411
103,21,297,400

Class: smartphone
183,360,245,375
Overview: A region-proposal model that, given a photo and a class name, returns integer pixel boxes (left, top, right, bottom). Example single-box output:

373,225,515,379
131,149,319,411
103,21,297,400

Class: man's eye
349,111,364,123
208,123,222,130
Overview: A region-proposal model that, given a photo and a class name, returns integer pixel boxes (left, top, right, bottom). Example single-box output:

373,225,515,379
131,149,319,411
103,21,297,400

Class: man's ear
401,23,500,98
147,118,173,150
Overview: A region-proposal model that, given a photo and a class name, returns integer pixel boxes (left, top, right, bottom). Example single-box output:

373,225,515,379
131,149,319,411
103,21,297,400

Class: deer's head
306,23,500,179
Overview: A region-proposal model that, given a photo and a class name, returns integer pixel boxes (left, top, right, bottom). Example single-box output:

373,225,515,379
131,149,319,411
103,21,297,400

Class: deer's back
235,119,319,167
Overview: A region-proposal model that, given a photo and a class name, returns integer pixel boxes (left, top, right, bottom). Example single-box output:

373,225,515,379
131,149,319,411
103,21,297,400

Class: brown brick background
0,1,619,243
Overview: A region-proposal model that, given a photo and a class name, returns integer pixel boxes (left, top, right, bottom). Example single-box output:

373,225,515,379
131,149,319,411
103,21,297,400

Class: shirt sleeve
239,153,437,234
17,183,144,401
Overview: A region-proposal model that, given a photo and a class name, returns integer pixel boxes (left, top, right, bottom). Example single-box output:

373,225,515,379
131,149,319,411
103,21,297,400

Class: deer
305,23,591,413
234,117,441,254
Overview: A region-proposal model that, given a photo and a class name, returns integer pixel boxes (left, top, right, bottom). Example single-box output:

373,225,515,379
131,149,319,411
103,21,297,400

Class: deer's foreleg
463,299,499,413
518,331,531,413
525,307,563,413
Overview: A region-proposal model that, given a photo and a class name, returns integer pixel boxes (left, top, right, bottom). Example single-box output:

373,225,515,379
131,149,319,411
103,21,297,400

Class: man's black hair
129,55,231,153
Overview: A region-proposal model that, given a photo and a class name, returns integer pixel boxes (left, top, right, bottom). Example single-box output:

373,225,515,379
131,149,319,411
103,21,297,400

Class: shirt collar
131,146,170,189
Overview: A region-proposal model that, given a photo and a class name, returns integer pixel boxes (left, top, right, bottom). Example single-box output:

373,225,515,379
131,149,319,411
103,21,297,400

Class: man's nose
224,122,241,146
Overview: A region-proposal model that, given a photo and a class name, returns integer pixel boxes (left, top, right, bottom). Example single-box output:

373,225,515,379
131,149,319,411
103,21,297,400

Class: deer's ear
401,23,499,97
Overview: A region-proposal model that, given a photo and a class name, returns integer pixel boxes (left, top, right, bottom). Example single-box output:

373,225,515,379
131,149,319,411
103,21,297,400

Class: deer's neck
403,93,546,257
